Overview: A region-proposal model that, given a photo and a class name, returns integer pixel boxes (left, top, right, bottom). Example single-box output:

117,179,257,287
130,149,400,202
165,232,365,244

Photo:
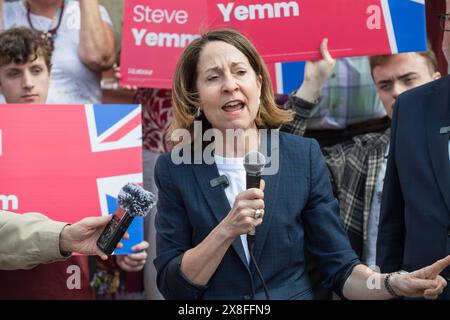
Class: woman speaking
154,28,449,300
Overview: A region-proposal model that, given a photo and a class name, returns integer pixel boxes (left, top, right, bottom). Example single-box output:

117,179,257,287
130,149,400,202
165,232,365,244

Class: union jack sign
0,104,144,254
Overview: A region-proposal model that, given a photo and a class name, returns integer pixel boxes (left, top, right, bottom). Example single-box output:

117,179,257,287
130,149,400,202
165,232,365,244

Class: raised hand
390,255,450,299
295,38,336,103
304,38,336,85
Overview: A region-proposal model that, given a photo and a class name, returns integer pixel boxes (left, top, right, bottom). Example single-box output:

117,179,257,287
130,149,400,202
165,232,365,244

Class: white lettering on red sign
133,5,188,24
0,195,18,210
132,29,200,48
217,1,300,22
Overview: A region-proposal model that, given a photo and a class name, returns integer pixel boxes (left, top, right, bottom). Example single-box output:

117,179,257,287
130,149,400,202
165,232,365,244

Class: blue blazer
377,76,450,299
154,131,359,300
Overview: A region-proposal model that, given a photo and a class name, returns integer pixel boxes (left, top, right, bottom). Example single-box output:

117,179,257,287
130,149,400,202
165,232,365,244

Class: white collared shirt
215,154,251,264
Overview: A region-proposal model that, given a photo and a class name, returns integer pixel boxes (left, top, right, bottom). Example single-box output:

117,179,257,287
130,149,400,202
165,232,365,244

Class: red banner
120,0,426,89
207,0,394,62
0,104,143,254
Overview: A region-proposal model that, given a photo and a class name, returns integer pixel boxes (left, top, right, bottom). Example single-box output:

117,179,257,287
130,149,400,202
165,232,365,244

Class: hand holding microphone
97,183,156,255
221,151,266,244
243,151,266,251
59,215,128,261
243,151,270,300
222,180,265,238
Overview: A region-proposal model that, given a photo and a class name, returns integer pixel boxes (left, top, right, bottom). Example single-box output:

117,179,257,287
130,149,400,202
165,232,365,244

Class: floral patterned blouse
134,88,173,153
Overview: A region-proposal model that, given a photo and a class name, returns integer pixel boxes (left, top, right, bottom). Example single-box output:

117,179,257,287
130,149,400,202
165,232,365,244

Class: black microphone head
243,151,266,175
117,183,156,217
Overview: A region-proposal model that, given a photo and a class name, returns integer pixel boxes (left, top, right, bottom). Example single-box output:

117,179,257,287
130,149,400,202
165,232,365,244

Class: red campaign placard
207,0,391,62
0,104,142,224
120,0,208,89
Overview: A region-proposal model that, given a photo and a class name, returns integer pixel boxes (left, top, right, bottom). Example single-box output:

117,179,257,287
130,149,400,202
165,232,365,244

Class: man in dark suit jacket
376,62,450,299
377,2,450,299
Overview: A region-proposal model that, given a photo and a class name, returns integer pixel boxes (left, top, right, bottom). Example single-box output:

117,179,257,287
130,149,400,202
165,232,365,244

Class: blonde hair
168,29,293,144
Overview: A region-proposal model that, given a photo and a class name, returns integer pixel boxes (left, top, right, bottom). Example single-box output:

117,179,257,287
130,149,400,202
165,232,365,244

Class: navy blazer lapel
425,84,450,212
191,161,249,268
252,131,281,263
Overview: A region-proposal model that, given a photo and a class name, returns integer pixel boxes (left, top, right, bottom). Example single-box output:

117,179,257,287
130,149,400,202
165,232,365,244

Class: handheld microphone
97,183,156,254
243,151,266,249
243,151,270,300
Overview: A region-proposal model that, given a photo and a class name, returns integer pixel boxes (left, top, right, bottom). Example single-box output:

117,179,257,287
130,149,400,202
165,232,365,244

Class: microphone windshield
243,151,266,174
117,183,156,217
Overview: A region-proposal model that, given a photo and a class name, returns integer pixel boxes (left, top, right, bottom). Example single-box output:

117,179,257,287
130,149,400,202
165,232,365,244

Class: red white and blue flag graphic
0,104,143,254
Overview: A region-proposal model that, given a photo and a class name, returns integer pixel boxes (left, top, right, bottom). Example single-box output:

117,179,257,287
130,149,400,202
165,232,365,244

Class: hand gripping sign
120,0,208,89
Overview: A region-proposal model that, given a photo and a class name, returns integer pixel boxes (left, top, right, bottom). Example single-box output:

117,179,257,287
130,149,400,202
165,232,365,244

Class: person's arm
0,211,68,270
342,256,450,300
300,144,449,300
78,0,116,72
0,211,123,271
296,39,335,104
281,38,335,136
178,179,263,286
301,139,360,297
280,40,354,198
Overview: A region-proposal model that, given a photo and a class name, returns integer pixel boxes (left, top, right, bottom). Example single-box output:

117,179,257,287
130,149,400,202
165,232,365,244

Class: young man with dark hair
0,27,51,104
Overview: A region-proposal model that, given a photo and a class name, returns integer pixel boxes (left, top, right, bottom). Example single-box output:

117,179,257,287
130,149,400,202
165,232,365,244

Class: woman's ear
433,72,441,80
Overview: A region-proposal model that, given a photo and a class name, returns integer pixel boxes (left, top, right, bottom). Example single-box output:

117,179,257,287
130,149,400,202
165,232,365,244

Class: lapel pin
439,126,450,134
